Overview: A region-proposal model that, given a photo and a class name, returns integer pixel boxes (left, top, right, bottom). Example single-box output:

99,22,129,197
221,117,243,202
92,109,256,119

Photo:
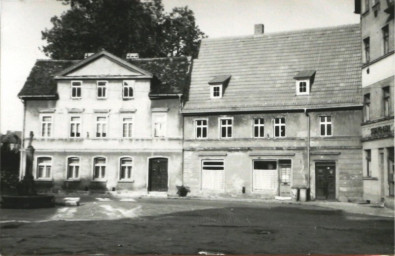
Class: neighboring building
182,24,364,201
355,0,394,208
18,50,191,195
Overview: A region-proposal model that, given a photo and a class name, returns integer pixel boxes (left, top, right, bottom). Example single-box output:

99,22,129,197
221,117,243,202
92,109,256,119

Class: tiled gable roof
183,24,362,113
18,55,191,99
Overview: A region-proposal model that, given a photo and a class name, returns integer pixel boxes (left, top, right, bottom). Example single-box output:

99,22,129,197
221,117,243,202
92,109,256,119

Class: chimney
126,53,139,59
84,53,94,58
254,24,264,35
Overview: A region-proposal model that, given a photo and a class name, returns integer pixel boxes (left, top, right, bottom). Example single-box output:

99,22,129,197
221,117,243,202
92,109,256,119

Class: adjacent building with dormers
355,0,394,208
182,24,364,201
18,50,190,195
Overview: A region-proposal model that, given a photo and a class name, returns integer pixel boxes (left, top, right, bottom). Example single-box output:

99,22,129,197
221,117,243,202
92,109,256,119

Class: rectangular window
67,157,80,180
96,117,107,138
71,81,82,98
363,37,370,63
153,113,166,137
364,94,371,122
41,116,52,138
37,157,51,179
220,118,232,138
70,117,81,138
253,118,265,138
274,117,286,137
93,157,106,180
210,85,222,99
365,150,372,177
122,118,133,138
120,157,133,180
97,81,107,99
383,25,390,55
383,87,390,117
320,116,332,136
123,81,134,99
195,119,208,139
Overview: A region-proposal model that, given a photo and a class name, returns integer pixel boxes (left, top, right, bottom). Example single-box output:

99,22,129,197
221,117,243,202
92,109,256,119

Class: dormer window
293,70,315,96
208,75,231,99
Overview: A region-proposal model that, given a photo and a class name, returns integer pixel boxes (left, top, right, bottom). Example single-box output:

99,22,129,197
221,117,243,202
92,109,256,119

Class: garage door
253,160,278,193
202,160,224,191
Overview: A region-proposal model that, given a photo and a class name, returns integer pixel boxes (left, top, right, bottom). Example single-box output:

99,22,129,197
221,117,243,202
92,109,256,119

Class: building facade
182,24,364,201
355,0,394,208
18,51,190,195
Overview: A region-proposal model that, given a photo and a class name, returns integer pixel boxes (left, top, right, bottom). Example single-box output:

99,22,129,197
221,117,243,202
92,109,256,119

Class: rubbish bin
299,187,307,202
291,187,299,201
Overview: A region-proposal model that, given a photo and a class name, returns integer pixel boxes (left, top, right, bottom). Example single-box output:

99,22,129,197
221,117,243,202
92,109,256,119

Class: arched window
67,157,80,179
120,157,133,180
37,157,52,179
93,157,106,180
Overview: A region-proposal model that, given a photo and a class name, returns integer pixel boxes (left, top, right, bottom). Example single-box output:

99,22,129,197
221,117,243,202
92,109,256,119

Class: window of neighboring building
97,81,107,99
210,85,222,99
296,80,310,95
365,150,372,177
93,157,106,180
122,117,133,138
220,118,233,138
71,81,82,98
96,117,107,138
70,116,81,138
320,116,332,136
382,25,390,55
36,157,52,179
274,117,286,137
253,118,265,138
120,157,133,180
364,94,371,122
195,119,208,139
383,86,391,117
363,37,370,63
67,157,80,180
152,113,166,137
123,81,134,99
41,116,52,138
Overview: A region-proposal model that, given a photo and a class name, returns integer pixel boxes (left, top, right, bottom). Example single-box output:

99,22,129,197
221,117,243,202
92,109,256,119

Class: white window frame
364,94,371,122
41,115,53,138
123,80,134,99
383,86,390,117
96,116,108,138
319,116,333,137
296,80,310,95
66,156,80,180
92,156,107,181
253,118,265,138
152,113,167,138
97,80,107,99
119,156,133,181
274,117,286,138
122,117,133,138
35,156,52,180
219,117,233,139
210,85,222,99
70,116,82,138
195,119,208,139
71,81,82,99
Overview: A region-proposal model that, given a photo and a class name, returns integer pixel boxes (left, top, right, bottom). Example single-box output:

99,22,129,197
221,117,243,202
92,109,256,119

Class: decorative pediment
54,50,152,79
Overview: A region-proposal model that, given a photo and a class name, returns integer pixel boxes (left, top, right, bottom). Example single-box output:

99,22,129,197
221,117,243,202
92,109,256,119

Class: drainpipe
178,94,185,186
20,99,26,180
304,108,311,194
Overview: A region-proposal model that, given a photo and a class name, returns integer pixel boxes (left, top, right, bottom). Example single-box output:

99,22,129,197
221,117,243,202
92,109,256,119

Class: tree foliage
41,0,206,59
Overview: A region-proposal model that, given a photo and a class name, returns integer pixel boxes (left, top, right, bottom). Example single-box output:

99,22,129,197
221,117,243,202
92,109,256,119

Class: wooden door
315,162,336,200
148,158,168,191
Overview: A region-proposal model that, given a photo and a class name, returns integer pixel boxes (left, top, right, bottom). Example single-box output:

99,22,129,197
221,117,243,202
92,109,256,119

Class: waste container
291,187,299,201
299,187,307,202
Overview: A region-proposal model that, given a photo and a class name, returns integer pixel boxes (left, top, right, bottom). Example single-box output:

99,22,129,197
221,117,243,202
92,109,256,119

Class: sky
0,0,360,133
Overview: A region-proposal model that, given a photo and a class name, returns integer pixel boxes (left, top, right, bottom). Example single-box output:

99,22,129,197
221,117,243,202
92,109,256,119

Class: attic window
210,85,222,99
208,75,231,99
293,70,315,96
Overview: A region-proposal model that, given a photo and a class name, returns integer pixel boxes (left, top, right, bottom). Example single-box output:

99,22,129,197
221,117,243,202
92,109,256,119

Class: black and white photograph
0,0,394,254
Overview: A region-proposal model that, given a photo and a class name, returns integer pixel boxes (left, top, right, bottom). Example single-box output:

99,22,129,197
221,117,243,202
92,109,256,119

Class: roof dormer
208,75,231,99
294,70,316,96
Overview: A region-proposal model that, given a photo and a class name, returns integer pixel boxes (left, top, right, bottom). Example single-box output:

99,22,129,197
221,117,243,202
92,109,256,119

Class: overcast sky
0,0,359,133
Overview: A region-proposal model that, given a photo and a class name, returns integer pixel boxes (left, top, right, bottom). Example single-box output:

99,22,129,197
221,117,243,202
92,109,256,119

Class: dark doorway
148,158,168,192
315,162,336,200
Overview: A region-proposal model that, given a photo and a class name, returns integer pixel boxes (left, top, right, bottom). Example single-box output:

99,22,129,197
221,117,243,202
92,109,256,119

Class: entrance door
148,158,168,192
279,160,291,197
253,160,278,195
315,162,336,200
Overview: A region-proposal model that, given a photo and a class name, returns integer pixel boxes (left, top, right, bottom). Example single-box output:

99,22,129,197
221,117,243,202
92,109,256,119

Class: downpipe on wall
304,108,311,200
